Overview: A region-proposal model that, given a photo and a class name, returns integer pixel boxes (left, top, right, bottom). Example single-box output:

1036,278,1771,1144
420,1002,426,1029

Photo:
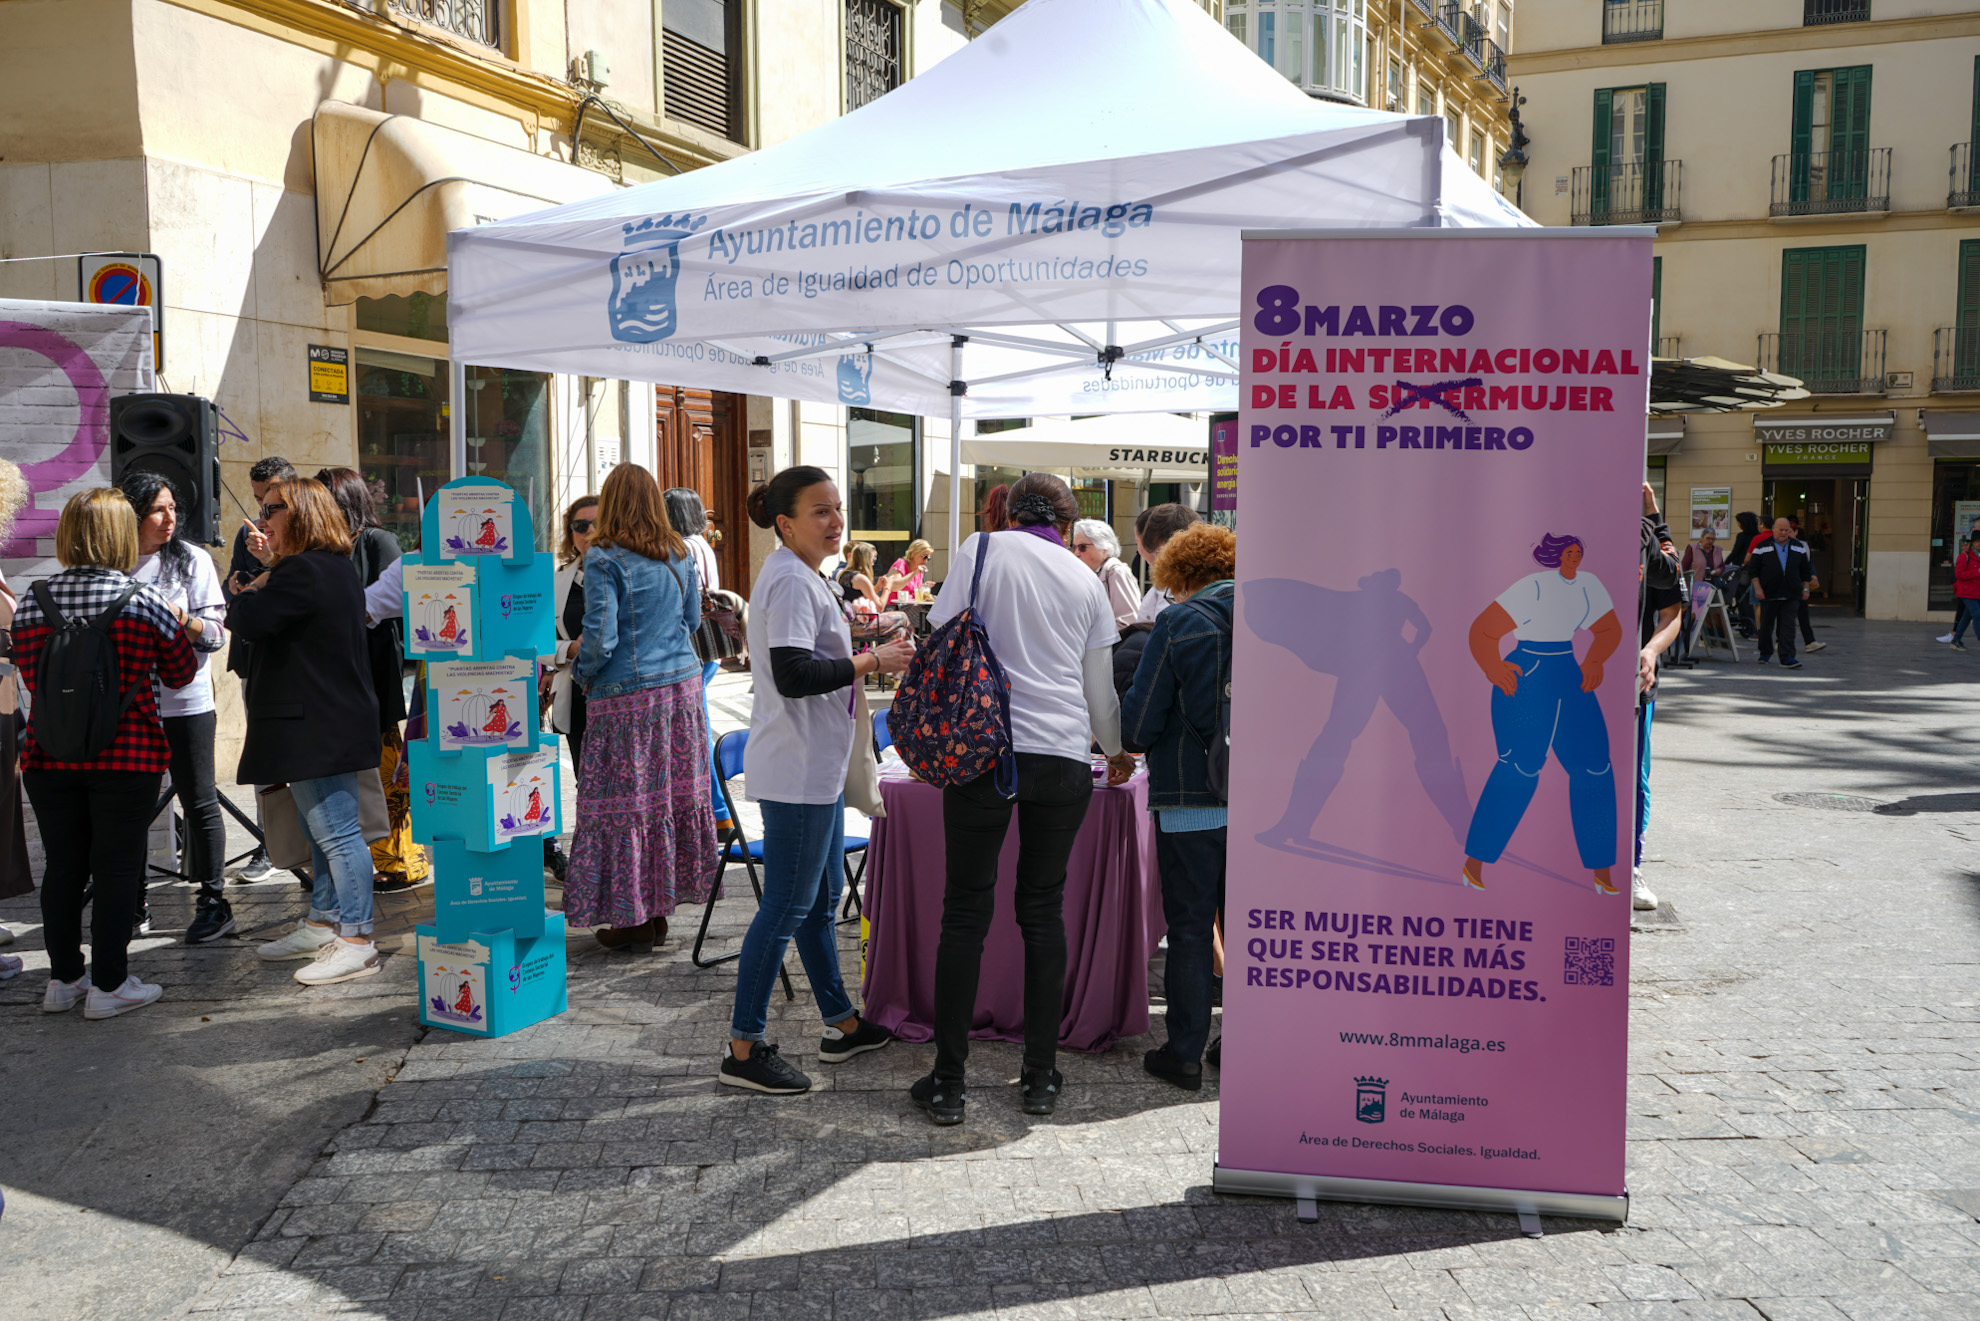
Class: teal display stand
406,477,566,1039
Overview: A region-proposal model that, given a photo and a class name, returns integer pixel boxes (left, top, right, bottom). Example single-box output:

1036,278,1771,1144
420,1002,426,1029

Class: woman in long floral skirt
565,465,717,949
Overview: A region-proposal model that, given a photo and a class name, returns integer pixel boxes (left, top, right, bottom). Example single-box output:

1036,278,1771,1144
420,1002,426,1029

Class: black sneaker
1205,1037,1222,1070
372,873,416,894
1143,1046,1202,1092
543,839,569,883
910,1073,966,1125
1019,1066,1063,1115
717,1043,812,1095
1782,661,1803,670
185,897,236,945
818,1016,892,1063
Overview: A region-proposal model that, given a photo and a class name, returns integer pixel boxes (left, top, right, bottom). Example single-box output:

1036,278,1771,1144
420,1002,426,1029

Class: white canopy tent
446,0,1532,553
963,414,1209,483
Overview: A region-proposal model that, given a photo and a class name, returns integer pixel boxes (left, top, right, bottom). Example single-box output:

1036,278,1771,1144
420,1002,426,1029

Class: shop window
1930,461,1980,610
1072,477,1109,523
848,407,919,544
665,0,745,141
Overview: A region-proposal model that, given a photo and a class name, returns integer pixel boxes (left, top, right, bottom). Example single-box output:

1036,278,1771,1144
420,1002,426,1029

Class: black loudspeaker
109,393,222,545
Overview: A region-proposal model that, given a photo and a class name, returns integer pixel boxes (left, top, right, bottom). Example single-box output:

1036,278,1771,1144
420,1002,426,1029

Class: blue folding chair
872,707,893,753
692,730,793,1001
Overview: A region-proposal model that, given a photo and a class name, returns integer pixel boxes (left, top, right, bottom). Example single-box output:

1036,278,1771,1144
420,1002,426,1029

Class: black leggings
933,753,1095,1079
163,711,225,897
26,769,159,987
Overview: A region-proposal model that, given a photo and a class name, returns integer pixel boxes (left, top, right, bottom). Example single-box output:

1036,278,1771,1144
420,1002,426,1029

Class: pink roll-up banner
1213,230,1654,1222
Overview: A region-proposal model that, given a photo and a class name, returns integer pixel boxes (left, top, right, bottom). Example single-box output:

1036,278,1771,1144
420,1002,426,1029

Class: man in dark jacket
1749,517,1813,669
1633,484,1684,912
222,455,296,883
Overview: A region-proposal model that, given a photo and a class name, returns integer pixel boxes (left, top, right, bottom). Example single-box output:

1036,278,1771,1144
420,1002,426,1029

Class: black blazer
1747,538,1812,598
227,549,380,786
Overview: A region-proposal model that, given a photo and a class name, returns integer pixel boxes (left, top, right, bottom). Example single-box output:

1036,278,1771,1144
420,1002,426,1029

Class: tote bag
844,678,885,818
258,774,392,870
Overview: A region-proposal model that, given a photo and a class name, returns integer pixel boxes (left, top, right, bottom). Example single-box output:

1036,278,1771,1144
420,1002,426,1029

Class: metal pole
947,336,966,565
448,357,467,479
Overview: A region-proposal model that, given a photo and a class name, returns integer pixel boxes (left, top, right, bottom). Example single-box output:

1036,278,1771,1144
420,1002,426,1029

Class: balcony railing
1804,0,1869,25
1571,161,1683,225
1769,148,1892,217
1657,337,1683,359
1408,0,1437,18
1603,0,1663,43
386,0,499,49
1758,329,1887,395
1934,328,1980,393
1952,144,1980,209
1470,35,1507,93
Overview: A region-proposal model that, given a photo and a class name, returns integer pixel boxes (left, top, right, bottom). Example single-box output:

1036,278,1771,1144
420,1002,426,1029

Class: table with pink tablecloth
859,769,1165,1053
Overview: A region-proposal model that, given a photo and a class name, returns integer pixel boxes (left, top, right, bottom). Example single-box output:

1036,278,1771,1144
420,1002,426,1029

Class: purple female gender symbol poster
1214,231,1653,1221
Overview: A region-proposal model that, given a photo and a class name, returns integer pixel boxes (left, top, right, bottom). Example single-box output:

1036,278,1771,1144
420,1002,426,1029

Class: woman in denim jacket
1120,524,1236,1089
567,465,717,950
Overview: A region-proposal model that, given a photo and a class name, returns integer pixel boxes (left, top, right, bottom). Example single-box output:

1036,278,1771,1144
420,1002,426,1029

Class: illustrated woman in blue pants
1460,534,1625,895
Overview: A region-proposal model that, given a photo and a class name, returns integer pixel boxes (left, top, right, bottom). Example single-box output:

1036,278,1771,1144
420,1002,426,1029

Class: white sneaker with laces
0,954,22,980
0,923,15,946
42,976,90,1012
294,938,381,985
83,975,163,1019
1938,633,1955,643
257,921,337,961
1631,869,1659,912
1805,641,1827,652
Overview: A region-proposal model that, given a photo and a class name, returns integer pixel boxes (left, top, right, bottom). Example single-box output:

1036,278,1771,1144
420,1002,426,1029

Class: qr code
1563,936,1615,986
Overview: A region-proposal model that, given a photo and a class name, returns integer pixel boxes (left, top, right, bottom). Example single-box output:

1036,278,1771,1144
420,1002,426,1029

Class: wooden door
653,385,751,595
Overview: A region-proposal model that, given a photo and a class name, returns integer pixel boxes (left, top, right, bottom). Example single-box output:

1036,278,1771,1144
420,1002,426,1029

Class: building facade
1511,0,1980,621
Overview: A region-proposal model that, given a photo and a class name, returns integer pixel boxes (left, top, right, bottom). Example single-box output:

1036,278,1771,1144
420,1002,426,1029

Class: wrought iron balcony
1758,329,1887,395
1603,0,1663,44
1470,35,1507,93
1934,328,1980,393
1408,0,1437,19
1433,1,1470,49
1804,0,1869,25
1571,162,1683,225
387,0,499,49
1952,144,1980,209
1769,148,1891,217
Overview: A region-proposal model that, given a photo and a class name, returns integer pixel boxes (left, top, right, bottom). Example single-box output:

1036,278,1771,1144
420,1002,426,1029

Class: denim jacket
575,544,702,699
1120,579,1233,810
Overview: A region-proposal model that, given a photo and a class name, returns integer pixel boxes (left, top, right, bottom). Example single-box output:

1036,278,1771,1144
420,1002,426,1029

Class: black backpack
28,580,143,763
1180,593,1235,803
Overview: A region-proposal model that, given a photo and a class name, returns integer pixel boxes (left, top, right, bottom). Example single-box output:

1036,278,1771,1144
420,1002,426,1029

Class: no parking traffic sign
78,252,163,371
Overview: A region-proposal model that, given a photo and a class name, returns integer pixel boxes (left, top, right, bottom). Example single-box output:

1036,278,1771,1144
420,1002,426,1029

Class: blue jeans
729,797,855,1041
701,660,726,820
292,772,376,937
1464,643,1616,870
1154,825,1226,1065
1956,599,1978,644
1633,699,1653,870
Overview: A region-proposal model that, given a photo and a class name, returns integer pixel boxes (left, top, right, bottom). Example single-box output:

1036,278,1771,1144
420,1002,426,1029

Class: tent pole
948,335,966,566
448,357,467,479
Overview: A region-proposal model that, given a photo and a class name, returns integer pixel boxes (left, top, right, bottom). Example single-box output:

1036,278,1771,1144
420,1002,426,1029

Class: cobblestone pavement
6,617,1980,1321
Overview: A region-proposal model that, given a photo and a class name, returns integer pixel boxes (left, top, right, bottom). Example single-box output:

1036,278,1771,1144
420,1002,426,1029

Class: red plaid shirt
12,566,198,774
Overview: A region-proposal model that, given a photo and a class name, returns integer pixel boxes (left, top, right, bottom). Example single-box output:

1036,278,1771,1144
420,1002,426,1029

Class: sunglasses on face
571,519,594,534
261,503,288,516
1074,543,1096,553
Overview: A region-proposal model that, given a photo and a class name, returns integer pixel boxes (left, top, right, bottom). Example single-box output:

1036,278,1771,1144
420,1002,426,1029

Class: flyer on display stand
489,743,560,844
436,483,516,561
428,656,537,753
405,563,478,657
1216,229,1652,1222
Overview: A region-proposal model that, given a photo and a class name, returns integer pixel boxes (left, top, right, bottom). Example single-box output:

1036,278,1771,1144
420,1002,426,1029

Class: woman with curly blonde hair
0,460,33,962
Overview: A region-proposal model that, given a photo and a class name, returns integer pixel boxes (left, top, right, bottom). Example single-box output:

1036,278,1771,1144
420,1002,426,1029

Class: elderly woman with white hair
1072,518,1143,633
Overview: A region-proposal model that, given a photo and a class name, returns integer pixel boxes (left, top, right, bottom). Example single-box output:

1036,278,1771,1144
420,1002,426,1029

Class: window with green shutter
1790,66,1871,203
1969,56,1980,194
1591,84,1665,218
1957,240,1980,378
1780,245,1865,384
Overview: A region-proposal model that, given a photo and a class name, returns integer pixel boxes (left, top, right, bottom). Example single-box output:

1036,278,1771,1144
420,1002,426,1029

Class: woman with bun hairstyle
718,466,910,1096
566,465,715,950
910,472,1135,1127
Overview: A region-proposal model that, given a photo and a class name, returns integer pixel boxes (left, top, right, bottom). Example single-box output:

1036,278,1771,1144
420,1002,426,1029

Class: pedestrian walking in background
221,455,297,885
316,467,426,894
1122,523,1236,1090
1727,510,1763,638
1072,518,1143,634
664,486,733,833
1634,485,1685,913
1787,518,1826,653
540,495,598,878
566,465,716,951
912,473,1135,1126
123,470,231,943
0,460,33,972
1949,531,1980,651
228,478,386,985
16,488,196,1017
719,466,908,1096
1681,530,1723,577
1750,518,1813,669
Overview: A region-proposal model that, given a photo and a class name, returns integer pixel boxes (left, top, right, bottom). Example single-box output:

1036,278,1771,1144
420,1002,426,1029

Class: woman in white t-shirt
1460,532,1624,896
719,466,912,1098
909,473,1135,1128
123,471,231,942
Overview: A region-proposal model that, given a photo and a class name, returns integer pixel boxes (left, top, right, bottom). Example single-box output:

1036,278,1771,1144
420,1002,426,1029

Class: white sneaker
1938,633,1955,643
1631,869,1659,912
0,954,22,980
0,923,15,946
257,921,338,961
1805,641,1827,652
42,975,90,1012
83,975,163,1019
294,938,381,986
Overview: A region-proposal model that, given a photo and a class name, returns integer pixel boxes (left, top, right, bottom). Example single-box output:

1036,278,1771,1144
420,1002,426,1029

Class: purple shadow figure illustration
1248,570,1471,856
1459,534,1624,897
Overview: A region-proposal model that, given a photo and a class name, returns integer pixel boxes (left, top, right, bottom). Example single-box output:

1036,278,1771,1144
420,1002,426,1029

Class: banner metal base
1212,1163,1628,1224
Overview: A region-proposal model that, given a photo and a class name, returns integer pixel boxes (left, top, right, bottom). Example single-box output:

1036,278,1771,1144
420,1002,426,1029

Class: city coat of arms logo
1355,1076,1388,1124
609,213,707,343
837,352,874,404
